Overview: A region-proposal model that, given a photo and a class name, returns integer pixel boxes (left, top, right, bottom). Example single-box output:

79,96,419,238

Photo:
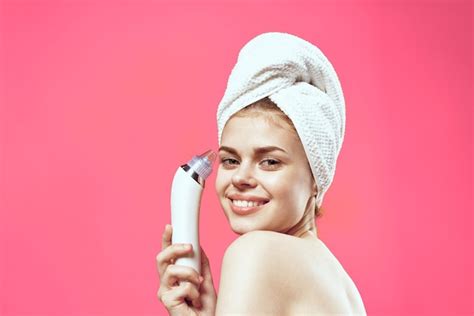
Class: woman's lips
229,198,269,216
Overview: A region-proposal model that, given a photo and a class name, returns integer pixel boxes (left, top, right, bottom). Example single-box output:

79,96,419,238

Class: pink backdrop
1,0,472,315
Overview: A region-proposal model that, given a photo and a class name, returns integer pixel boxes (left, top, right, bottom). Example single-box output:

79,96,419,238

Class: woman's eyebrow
218,146,287,154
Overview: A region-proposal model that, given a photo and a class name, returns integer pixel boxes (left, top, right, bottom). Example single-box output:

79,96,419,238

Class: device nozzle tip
200,149,217,164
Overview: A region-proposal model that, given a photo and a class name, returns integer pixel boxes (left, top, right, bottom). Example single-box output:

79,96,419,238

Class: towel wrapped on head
216,32,346,209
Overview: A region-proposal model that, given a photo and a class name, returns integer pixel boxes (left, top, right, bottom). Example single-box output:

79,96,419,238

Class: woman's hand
156,224,217,316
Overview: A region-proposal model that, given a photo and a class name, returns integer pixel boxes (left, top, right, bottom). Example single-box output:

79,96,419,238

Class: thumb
200,246,214,283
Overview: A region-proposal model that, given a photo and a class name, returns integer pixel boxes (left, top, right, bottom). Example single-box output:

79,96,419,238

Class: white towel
216,32,345,209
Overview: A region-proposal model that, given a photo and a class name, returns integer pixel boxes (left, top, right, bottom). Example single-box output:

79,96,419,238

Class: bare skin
214,228,366,315
274,232,366,315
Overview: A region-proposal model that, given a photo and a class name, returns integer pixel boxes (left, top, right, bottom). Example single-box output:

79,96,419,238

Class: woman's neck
284,195,319,240
284,212,318,240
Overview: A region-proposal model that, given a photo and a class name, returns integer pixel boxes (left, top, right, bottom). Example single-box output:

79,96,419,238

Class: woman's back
286,235,366,314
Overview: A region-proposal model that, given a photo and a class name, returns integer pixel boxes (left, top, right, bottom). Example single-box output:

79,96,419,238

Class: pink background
1,0,472,315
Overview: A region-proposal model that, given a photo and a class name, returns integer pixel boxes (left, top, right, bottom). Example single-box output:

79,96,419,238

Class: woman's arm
215,231,289,315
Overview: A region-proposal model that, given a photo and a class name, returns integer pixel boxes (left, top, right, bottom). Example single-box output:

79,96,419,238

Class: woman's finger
156,243,193,278
197,246,217,311
160,280,201,310
161,264,202,289
161,224,172,250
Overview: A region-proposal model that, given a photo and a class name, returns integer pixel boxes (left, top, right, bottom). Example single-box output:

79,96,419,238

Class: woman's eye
221,158,239,166
261,159,280,168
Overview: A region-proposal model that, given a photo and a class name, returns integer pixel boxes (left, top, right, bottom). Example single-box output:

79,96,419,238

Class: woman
156,32,366,315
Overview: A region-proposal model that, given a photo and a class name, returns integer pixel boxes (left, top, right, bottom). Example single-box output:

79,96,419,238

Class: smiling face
215,113,317,236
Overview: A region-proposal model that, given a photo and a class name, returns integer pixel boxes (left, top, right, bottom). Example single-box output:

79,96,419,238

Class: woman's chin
227,218,263,235
231,226,252,235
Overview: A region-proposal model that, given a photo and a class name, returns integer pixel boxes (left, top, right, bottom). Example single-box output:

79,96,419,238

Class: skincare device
170,150,216,275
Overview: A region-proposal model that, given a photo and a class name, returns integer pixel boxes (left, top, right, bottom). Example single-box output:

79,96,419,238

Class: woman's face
215,114,317,235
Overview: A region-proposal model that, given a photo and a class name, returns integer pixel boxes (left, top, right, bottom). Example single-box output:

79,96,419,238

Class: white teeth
232,199,265,208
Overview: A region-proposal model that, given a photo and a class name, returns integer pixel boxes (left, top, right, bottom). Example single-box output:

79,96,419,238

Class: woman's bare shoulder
216,230,290,314
216,230,364,315
222,229,300,260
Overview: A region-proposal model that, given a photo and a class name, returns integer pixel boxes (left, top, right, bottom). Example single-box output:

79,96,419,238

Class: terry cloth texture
216,32,346,208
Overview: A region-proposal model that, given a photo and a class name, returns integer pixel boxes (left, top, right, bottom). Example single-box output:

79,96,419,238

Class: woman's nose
231,164,257,188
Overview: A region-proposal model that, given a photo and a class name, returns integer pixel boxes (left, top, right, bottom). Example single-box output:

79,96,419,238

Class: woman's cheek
215,169,231,194
214,171,225,195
